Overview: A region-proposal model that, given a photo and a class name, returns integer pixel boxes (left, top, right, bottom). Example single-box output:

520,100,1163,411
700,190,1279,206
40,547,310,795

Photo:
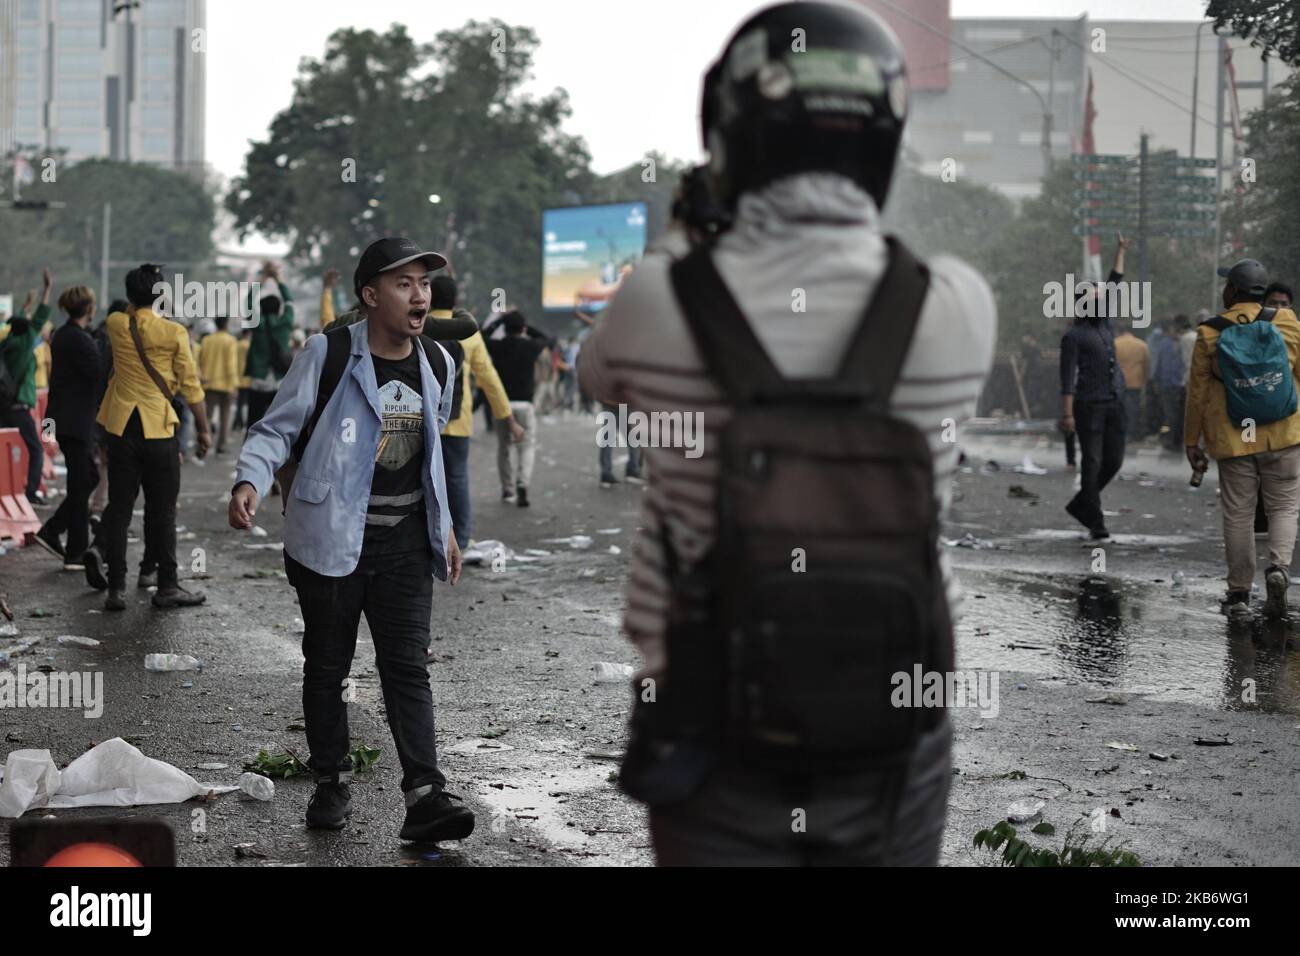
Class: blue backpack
1205,307,1297,426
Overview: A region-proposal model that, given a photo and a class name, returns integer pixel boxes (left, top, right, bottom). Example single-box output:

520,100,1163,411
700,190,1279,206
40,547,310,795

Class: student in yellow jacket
199,315,241,454
429,276,519,547
1185,258,1300,619
89,264,211,612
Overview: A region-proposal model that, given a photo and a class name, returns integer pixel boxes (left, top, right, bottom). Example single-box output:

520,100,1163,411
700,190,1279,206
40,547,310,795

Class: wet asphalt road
1,409,651,867
2,416,1298,866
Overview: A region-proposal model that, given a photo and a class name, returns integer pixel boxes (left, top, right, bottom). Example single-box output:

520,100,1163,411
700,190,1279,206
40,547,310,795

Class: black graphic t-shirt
358,347,431,566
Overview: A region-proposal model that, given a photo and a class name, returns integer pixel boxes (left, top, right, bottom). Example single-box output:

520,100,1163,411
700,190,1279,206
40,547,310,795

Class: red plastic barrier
0,427,41,544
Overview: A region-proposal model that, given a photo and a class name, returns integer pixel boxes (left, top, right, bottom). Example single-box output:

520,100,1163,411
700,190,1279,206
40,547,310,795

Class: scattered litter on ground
0,738,237,817
233,842,268,859
55,636,100,647
196,763,228,771
1193,737,1233,747
544,535,594,549
1008,485,1039,500
249,525,268,538
242,542,283,551
608,545,622,555
1013,456,1047,475
1006,800,1045,823
243,749,309,779
943,533,1009,551
144,653,203,672
1105,741,1138,752
0,623,18,637
1085,694,1127,705
597,528,622,535
448,738,514,754
980,460,1001,475
238,772,275,801
592,662,634,683
1149,752,1170,761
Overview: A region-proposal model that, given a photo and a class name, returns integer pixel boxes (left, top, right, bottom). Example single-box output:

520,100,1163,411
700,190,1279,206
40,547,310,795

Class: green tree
882,162,1016,277
1222,73,1300,283
987,161,1215,349
0,152,216,303
227,21,592,321
1207,0,1300,66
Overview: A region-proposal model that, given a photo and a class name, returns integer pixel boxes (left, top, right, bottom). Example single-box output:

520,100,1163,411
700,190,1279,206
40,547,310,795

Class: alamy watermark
891,665,1000,718
0,664,103,718
151,276,263,325
596,403,703,459
1043,274,1152,329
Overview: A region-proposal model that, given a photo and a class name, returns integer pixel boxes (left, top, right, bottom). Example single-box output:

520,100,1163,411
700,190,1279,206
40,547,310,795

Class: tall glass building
1,0,206,171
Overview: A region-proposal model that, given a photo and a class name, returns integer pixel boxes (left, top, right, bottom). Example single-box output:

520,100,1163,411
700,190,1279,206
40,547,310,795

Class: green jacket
1,303,52,408
244,282,295,384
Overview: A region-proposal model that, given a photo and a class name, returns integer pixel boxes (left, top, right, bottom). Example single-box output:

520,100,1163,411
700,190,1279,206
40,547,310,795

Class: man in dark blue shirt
1060,235,1130,539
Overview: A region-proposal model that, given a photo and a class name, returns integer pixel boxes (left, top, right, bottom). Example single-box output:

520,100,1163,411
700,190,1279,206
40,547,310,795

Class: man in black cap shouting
1186,258,1300,619
230,237,475,842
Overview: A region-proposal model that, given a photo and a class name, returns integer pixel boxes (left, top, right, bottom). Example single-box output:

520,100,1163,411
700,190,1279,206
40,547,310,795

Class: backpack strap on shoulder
1204,316,1232,333
417,335,450,389
291,325,352,463
837,236,931,407
669,247,785,403
1258,306,1278,324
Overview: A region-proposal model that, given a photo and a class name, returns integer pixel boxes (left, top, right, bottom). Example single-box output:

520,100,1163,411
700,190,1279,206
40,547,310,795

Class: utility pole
1212,34,1225,310
1138,133,1149,317
100,203,112,307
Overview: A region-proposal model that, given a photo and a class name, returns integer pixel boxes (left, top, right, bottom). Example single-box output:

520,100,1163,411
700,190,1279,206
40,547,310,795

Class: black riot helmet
700,1,909,212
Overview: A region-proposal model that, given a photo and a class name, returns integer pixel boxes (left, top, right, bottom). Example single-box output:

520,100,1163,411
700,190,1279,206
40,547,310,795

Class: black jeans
1068,399,1127,531
101,411,180,590
1,404,42,498
42,433,99,559
285,549,446,795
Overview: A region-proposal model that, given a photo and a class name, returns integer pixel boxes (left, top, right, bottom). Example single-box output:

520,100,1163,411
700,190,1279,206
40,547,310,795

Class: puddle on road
958,569,1300,716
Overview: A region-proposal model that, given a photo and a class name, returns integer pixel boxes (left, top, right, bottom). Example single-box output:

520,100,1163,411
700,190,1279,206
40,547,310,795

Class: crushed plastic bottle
238,772,275,801
592,662,634,683
144,653,203,672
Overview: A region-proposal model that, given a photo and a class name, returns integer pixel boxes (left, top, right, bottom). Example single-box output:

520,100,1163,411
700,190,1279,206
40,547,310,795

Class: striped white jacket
578,172,997,674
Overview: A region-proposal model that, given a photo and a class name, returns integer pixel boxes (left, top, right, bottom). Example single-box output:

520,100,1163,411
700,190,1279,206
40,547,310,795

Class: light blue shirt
235,319,455,579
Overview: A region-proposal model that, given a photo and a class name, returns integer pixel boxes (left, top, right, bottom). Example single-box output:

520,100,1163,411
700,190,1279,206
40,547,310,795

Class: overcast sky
205,0,1212,185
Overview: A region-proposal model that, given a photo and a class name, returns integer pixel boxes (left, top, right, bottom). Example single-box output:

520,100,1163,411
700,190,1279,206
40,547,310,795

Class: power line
1054,30,1216,128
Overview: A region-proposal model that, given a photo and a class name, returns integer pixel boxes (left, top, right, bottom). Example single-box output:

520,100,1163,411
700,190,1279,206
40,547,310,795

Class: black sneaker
138,568,158,589
1089,526,1110,541
599,474,616,489
501,488,515,502
105,589,127,612
400,790,475,843
1065,497,1090,530
306,780,353,830
27,528,65,560
152,585,206,608
82,548,108,590
516,486,530,508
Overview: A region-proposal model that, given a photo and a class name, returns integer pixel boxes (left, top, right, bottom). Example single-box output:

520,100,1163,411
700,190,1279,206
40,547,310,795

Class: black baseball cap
353,237,448,301
1217,258,1269,296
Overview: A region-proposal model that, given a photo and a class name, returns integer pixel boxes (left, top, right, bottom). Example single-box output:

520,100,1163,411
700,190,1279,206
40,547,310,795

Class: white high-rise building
1,0,206,171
